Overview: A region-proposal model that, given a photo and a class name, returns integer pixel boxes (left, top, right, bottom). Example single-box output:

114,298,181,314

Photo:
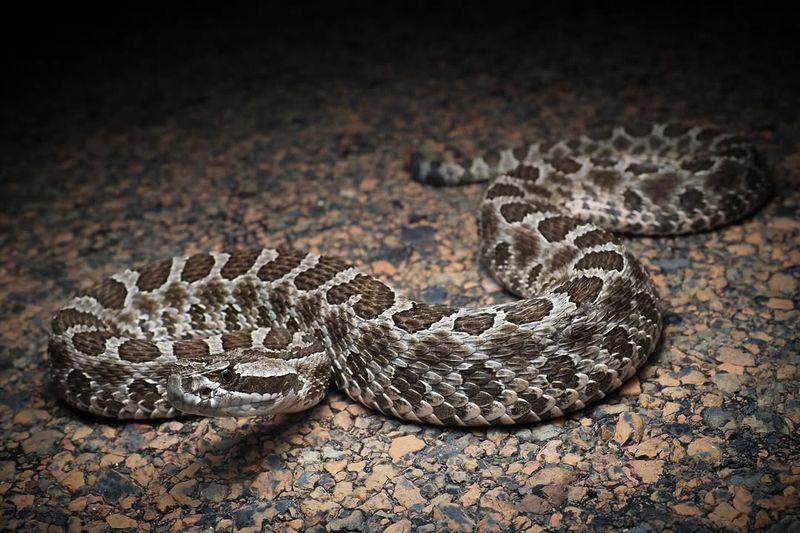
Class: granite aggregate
1,6,799,533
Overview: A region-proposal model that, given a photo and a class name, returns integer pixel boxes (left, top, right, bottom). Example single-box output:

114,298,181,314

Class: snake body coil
48,124,769,425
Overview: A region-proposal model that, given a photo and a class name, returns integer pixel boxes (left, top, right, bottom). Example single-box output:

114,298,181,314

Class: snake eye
220,368,234,384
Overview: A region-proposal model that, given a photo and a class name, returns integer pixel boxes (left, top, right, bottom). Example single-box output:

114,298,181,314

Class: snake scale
48,124,770,425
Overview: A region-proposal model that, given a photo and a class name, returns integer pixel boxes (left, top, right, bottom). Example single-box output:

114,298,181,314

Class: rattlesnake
48,124,770,425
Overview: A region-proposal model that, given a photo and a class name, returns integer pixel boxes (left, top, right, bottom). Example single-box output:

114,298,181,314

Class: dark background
1,5,798,532
2,4,798,181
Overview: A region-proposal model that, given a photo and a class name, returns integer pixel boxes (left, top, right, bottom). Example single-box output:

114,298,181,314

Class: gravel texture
1,6,798,532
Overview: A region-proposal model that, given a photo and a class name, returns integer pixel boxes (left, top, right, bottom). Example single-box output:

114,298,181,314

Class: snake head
166,345,331,417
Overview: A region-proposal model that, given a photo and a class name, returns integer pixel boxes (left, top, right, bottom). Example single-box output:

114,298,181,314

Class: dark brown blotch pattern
222,331,254,351
485,183,524,200
612,135,632,151
453,313,495,335
513,145,529,161
719,192,746,218
588,169,621,190
504,298,553,324
340,349,380,402
537,216,581,242
173,339,211,359
257,248,306,282
588,370,616,396
500,202,535,223
663,123,690,137
182,253,215,282
505,397,531,418
625,163,660,176
553,276,604,306
601,277,639,316
72,331,114,357
640,173,680,202
153,304,174,334
263,327,293,349
508,165,540,181
493,242,511,268
549,248,579,271
136,260,172,292
294,256,350,291
433,403,457,424
704,160,743,193
326,274,395,320
575,250,625,272
546,157,582,174
118,339,162,363
573,229,615,249
696,127,722,141
392,303,456,333
83,278,128,310
623,189,644,212
678,187,706,213
716,135,747,148
681,158,714,172
484,150,500,167
521,182,553,198
592,128,614,140
718,146,751,159
267,286,292,320
257,305,272,327
221,249,262,280
295,294,323,325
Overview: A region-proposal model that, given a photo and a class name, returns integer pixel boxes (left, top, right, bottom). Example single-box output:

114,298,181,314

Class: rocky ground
1,6,798,532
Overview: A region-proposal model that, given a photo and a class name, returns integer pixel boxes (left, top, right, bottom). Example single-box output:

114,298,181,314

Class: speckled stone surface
1,7,798,533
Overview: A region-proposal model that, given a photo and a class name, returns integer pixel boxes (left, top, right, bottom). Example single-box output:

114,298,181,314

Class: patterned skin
48,124,769,425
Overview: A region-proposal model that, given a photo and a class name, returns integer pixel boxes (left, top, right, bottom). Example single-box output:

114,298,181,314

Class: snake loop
48,124,769,425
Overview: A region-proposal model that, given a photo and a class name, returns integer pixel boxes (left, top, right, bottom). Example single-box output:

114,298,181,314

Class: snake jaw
166,373,285,417
165,357,322,417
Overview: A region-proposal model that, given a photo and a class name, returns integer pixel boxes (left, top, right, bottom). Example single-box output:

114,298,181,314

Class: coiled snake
48,124,769,425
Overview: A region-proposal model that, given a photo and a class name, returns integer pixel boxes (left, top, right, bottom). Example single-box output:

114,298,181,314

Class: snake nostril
198,387,213,399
